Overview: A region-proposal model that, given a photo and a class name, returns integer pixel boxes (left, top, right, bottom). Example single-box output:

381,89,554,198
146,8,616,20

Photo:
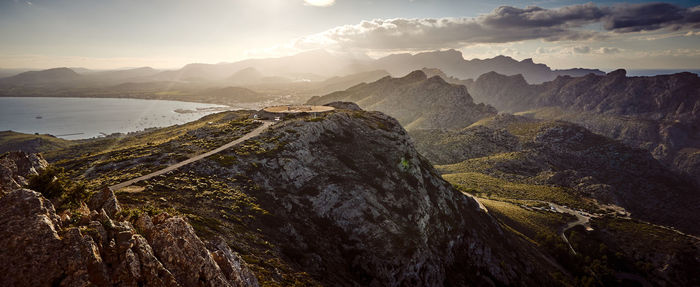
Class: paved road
109,120,275,191
549,203,593,254
462,192,488,213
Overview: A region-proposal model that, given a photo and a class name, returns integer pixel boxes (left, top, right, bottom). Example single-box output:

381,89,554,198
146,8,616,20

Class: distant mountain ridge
307,70,497,130
0,50,605,87
0,67,80,86
367,50,604,83
149,49,603,84
0,66,162,87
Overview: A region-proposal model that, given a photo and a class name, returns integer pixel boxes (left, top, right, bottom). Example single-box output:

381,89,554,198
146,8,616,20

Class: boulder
87,187,122,217
0,151,48,194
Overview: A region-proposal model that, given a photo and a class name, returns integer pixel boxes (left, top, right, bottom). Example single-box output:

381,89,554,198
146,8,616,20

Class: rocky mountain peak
400,69,429,82
432,48,465,60
607,68,627,77
521,58,535,64
476,71,528,84
181,109,559,285
308,70,497,130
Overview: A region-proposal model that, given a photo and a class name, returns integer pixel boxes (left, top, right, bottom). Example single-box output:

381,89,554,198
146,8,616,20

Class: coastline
0,97,245,140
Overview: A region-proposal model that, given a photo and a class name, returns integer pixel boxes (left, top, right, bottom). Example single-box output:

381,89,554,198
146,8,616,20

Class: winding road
548,203,593,254
108,120,275,192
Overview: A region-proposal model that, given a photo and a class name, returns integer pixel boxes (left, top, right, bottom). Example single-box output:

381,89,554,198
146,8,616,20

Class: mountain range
307,70,496,130
465,69,700,179
0,49,602,88
412,114,700,234
306,68,700,233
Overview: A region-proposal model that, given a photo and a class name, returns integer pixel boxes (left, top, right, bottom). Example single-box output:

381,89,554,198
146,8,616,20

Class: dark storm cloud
296,2,700,50
603,2,700,32
481,3,605,28
481,2,700,33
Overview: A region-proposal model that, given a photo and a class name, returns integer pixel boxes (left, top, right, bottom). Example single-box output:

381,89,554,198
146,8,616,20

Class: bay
0,97,234,139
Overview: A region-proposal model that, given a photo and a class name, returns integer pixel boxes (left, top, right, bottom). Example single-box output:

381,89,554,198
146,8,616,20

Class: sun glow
304,0,335,7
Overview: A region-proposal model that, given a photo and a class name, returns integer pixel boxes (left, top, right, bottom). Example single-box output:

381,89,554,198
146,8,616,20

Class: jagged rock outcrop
323,101,361,111
88,187,122,217
0,188,258,287
307,70,497,130
0,151,48,194
192,109,561,286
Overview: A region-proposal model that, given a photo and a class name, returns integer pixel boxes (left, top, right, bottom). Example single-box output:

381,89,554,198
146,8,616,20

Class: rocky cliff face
0,151,48,194
0,152,258,287
178,108,559,286
466,70,700,180
466,72,537,113
307,70,497,130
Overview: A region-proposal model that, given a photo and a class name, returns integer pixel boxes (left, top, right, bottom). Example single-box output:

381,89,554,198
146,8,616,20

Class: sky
0,0,699,70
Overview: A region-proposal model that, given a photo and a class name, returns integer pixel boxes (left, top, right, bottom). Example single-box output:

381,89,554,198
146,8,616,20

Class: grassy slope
50,110,261,190
479,198,570,243
0,131,74,154
444,172,585,209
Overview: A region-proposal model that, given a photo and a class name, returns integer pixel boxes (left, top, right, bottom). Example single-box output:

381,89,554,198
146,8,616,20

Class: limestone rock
0,151,48,194
87,187,122,217
199,110,557,286
138,214,232,287
208,237,259,287
0,188,258,287
323,101,361,111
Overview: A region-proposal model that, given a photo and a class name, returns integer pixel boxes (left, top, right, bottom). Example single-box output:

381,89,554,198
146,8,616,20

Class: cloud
303,0,335,7
289,2,700,51
603,3,700,32
573,46,591,54
536,45,622,55
599,47,621,54
480,3,605,29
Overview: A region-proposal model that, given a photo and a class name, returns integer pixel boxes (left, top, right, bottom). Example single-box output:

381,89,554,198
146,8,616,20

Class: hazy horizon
1,0,699,71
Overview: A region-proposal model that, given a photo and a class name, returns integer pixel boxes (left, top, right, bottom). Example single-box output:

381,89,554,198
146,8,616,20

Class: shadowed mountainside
465,69,700,179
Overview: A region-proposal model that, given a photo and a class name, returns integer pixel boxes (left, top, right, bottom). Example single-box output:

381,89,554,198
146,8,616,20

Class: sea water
0,97,233,139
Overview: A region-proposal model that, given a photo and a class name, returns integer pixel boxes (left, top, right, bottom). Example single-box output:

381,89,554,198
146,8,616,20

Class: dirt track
109,120,274,191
